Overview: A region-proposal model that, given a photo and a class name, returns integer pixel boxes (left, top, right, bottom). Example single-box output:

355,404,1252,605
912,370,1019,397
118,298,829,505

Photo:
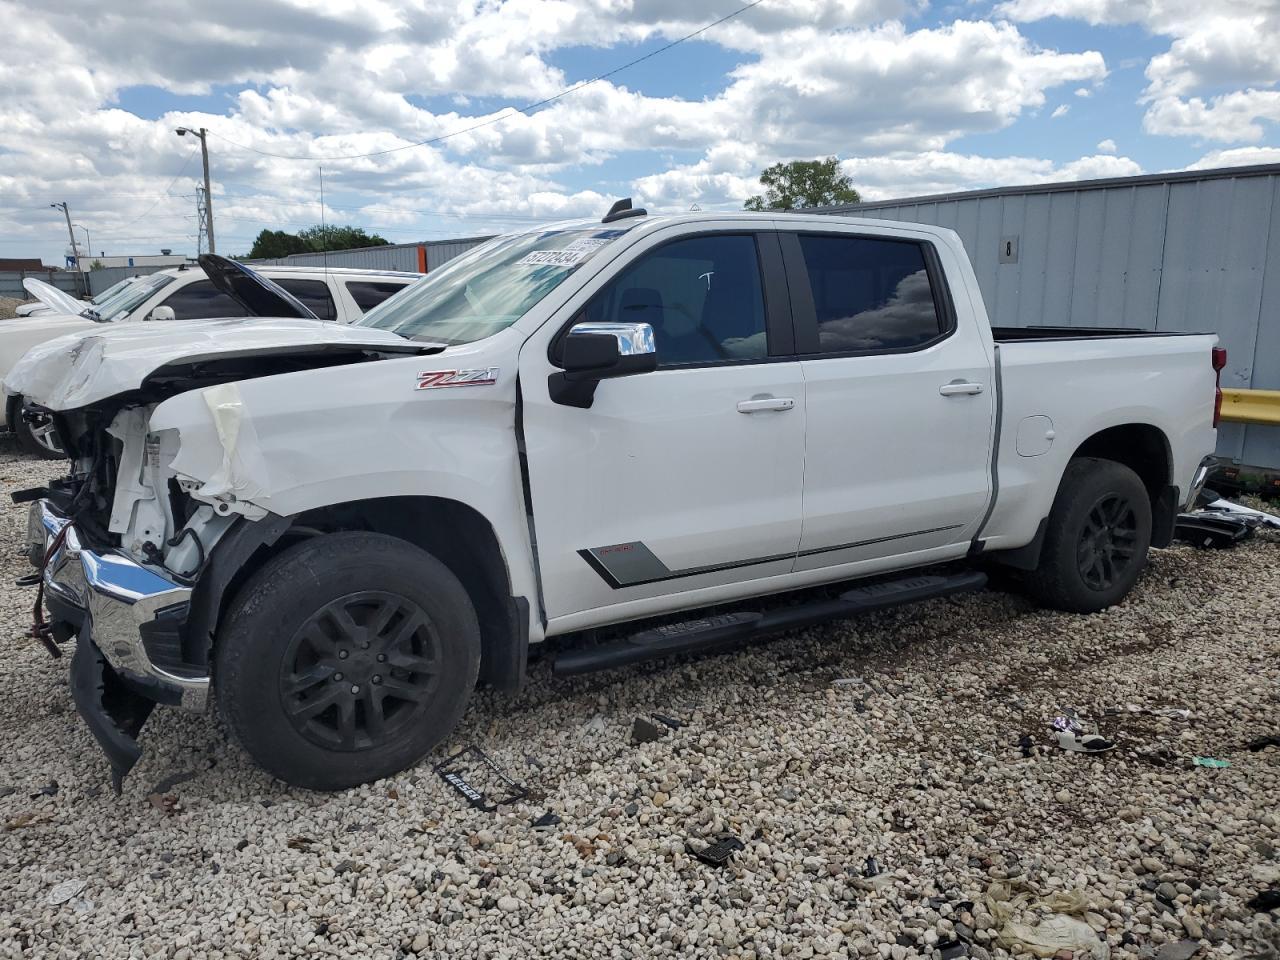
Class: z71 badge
416,367,500,390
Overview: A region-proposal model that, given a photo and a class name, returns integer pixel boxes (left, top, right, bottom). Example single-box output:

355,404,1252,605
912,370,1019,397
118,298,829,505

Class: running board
552,570,987,676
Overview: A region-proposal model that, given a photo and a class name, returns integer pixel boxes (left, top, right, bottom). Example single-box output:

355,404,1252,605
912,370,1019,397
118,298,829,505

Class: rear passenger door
783,229,995,571
344,279,414,315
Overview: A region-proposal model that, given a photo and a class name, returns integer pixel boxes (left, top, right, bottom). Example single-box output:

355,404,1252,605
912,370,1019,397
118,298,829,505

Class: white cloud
1051,105,1071,118
1097,138,1116,152
0,0,1121,259
1185,146,1280,170
1074,87,1092,97
999,0,1280,143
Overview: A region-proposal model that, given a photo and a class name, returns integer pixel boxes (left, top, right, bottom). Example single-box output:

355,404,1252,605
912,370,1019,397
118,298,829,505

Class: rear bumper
29,499,208,711
1183,455,1219,511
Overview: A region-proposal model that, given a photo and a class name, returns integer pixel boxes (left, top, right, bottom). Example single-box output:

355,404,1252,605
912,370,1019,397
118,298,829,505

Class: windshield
89,272,176,322
88,276,137,305
356,227,628,344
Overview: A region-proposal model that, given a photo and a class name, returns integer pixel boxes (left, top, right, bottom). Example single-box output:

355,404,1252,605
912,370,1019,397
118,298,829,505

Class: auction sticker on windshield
516,237,612,268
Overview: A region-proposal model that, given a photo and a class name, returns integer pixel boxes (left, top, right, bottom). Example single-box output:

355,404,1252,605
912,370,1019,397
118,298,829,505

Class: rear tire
1026,457,1152,613
11,396,64,459
215,531,480,790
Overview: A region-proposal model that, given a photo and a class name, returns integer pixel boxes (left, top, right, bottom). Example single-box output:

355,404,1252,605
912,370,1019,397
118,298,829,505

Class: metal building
816,163,1280,469
247,236,493,272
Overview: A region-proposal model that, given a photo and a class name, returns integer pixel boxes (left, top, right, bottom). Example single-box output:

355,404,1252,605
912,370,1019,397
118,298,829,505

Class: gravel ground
0,298,32,320
0,438,1277,960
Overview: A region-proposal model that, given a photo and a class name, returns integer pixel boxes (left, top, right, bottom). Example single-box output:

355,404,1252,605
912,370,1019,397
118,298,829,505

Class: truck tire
11,396,64,459
1026,457,1152,613
215,531,481,790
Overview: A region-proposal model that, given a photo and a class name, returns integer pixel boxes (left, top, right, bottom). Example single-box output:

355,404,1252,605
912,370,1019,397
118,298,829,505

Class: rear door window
797,235,946,353
345,280,412,313
158,279,249,320
275,278,337,321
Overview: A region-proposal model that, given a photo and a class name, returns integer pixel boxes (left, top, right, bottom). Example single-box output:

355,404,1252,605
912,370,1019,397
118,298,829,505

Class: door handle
939,380,984,397
737,397,795,414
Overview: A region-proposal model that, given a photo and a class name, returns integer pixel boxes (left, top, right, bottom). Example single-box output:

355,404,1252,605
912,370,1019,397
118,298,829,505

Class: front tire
215,532,480,790
1027,457,1152,613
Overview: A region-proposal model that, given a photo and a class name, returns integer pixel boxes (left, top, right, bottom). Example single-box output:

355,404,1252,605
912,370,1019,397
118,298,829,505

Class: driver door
519,230,806,629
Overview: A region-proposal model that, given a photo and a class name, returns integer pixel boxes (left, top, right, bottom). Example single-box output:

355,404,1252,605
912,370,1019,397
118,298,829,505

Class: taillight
1212,346,1226,427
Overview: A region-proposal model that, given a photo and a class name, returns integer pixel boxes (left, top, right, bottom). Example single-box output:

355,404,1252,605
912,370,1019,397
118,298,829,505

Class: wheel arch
989,421,1175,571
189,496,528,693
1069,422,1175,547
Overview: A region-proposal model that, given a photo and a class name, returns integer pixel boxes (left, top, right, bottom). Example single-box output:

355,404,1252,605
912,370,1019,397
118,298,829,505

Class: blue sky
2,0,1277,263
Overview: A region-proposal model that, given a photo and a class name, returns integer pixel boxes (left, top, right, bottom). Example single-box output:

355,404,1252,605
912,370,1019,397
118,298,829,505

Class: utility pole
175,126,215,253
50,201,84,295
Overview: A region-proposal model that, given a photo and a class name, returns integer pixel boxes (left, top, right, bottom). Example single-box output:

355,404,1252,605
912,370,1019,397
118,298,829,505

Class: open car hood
4,316,425,412
197,254,317,319
22,277,86,316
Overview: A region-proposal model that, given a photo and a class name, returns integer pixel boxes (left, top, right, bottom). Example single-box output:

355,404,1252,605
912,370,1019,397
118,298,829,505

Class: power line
205,0,767,162
122,148,201,226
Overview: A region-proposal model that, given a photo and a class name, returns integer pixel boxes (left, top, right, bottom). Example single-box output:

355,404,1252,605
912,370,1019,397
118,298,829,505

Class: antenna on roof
602,197,647,224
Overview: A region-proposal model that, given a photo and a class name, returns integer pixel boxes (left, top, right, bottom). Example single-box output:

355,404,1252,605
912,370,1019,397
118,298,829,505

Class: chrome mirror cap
567,321,655,356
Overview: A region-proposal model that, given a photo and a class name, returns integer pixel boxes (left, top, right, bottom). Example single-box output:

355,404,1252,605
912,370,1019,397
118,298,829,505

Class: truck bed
992,326,1207,342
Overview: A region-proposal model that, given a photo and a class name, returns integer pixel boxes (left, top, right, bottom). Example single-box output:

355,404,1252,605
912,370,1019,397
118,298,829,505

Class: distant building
75,253,190,270
0,258,47,271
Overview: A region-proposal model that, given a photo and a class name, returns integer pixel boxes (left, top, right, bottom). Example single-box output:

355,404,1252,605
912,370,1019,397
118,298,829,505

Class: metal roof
810,162,1280,214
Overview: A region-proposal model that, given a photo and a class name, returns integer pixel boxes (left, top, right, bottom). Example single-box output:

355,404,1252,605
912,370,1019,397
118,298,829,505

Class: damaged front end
22,402,237,790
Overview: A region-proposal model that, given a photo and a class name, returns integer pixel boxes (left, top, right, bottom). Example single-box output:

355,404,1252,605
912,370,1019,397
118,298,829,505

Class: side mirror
550,321,657,408
146,305,176,322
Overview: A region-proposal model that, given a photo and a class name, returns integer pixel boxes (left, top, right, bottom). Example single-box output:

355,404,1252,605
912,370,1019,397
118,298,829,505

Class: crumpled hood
5,316,423,411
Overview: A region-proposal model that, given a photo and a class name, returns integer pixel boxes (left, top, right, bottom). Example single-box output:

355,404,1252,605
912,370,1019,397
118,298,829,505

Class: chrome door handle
737,397,795,413
939,381,984,397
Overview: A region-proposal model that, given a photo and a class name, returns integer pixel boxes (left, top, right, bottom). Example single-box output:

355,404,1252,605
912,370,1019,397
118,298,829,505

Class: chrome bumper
29,500,208,711
1183,455,1219,511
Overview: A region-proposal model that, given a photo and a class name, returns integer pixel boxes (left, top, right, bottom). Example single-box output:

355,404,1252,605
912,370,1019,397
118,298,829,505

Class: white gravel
0,434,1277,959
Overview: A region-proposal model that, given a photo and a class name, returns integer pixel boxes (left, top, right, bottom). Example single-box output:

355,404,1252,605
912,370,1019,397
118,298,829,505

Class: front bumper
29,500,208,711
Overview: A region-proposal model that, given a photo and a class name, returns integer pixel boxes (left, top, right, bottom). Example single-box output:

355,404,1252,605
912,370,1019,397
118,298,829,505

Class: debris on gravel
0,433,1277,958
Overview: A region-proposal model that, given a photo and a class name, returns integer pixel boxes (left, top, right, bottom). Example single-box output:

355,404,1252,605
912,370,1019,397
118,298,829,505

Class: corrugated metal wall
248,236,492,272
819,166,1280,468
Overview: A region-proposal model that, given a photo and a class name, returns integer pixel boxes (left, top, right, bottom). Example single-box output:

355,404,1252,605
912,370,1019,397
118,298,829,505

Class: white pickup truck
11,204,1221,791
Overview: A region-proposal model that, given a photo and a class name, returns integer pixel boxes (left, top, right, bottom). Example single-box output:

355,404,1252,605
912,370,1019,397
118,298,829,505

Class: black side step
552,570,987,676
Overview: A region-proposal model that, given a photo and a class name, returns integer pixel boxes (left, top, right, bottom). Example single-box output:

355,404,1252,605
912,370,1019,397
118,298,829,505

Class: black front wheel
1027,457,1152,613
216,532,480,790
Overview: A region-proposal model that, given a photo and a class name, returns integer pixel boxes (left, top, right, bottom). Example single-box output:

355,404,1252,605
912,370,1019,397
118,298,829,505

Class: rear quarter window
345,280,412,313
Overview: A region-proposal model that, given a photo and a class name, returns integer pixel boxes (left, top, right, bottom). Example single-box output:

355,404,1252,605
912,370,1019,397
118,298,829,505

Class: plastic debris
30,780,58,799
1055,730,1115,753
939,939,969,960
833,677,865,687
686,835,744,868
862,856,882,878
986,881,1109,960
531,811,562,831
1247,736,1280,752
630,717,666,744
1175,511,1256,548
1193,756,1231,768
434,746,528,812
1051,711,1114,753
1201,497,1280,529
1247,889,1280,912
581,715,607,736
651,713,684,729
47,878,86,906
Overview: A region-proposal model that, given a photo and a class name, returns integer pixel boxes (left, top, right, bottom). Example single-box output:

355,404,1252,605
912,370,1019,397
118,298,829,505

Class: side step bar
552,570,987,676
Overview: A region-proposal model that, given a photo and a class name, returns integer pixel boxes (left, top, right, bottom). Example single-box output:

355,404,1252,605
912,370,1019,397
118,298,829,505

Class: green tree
297,225,390,252
743,157,861,211
246,229,311,260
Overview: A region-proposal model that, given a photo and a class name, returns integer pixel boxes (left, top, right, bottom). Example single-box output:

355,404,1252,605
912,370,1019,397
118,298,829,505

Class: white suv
2,261,417,455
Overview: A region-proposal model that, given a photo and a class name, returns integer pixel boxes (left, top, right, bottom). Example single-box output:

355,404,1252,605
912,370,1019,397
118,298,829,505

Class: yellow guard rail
1220,388,1280,426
